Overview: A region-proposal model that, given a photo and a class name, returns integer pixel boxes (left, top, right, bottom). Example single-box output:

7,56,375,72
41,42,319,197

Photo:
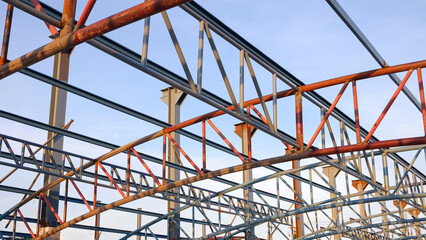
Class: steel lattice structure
0,0,425,239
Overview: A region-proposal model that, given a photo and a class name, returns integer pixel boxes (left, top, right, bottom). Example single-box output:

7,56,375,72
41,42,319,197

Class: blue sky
0,0,425,239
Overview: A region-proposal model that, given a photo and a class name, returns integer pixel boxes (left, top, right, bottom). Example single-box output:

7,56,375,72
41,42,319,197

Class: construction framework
0,0,425,239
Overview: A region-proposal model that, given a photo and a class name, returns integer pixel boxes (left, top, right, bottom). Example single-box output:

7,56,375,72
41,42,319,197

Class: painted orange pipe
306,80,350,149
30,0,59,36
364,69,414,142
417,68,426,135
74,0,97,31
0,4,13,65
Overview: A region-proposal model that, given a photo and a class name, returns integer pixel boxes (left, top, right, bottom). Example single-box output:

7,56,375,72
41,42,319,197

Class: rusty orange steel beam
35,135,426,239
154,59,426,147
0,0,193,79
0,4,13,65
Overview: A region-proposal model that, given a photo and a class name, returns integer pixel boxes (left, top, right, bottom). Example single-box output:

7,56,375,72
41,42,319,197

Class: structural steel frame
0,0,425,239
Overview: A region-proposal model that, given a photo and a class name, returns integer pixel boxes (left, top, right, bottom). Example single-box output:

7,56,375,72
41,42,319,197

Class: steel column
294,91,304,238
40,2,75,239
161,87,186,240
234,122,254,240
322,166,340,240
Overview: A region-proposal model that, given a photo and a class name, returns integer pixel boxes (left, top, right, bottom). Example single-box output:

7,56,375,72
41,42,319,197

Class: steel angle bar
197,20,204,94
391,148,423,195
204,22,242,115
141,16,150,66
326,0,422,112
161,11,197,92
244,51,274,131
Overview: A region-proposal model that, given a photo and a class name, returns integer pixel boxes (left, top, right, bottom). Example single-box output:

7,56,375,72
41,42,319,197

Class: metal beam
326,0,422,112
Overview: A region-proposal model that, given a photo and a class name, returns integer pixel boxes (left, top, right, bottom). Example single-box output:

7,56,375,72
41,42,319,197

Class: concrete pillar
322,166,340,240
234,122,255,240
161,87,186,240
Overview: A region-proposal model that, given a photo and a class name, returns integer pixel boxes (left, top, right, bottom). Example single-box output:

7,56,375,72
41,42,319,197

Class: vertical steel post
294,91,304,238
141,17,150,66
202,220,206,237
40,2,75,239
393,200,407,235
161,87,186,240
234,122,254,240
409,209,420,235
0,4,13,65
137,208,142,240
351,180,367,222
322,166,340,240
94,201,100,240
12,210,16,240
